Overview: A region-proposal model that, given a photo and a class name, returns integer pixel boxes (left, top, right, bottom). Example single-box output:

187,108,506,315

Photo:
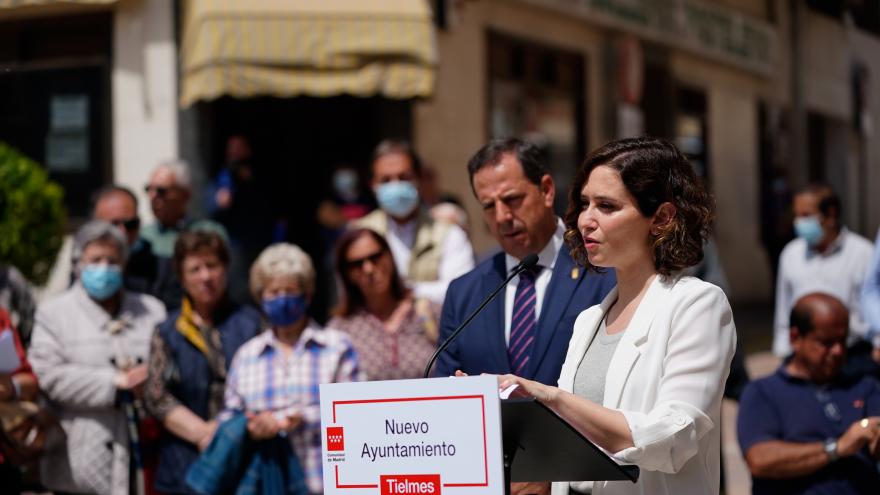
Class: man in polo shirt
738,293,880,494
772,184,873,357
141,159,229,259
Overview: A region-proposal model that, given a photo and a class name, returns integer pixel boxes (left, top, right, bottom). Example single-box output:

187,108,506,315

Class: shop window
0,13,112,218
487,30,585,214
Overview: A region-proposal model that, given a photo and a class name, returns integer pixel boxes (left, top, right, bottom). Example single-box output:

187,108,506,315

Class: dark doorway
0,13,112,219
201,95,412,320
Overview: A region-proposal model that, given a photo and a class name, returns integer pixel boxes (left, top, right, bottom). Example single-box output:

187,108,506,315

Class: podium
502,398,638,493
320,376,637,495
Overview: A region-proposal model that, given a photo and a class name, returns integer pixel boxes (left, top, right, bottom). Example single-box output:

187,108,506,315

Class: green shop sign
522,0,777,75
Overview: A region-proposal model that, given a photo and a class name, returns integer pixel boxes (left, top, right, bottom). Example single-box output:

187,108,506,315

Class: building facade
2,0,878,304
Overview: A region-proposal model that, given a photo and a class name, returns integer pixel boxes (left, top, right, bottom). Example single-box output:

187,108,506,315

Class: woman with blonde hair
222,243,362,494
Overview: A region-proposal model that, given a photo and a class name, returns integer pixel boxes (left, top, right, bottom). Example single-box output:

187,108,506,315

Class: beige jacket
355,209,452,282
29,285,166,495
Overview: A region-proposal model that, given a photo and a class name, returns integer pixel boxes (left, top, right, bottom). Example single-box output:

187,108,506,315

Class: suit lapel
603,275,671,408
528,249,582,378
482,254,511,373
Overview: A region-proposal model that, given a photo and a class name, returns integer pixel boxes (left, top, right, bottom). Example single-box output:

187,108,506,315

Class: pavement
723,304,780,495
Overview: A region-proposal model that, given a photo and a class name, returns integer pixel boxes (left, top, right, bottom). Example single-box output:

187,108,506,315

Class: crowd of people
0,134,879,494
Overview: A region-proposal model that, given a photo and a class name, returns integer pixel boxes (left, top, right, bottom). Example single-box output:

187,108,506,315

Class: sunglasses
110,217,140,231
144,184,171,197
345,251,385,270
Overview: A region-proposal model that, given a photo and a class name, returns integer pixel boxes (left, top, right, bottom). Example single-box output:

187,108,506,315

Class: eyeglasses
144,184,170,197
345,251,385,270
110,217,140,231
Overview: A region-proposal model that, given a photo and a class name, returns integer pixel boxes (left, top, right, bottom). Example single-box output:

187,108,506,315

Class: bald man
773,184,873,357
738,293,880,494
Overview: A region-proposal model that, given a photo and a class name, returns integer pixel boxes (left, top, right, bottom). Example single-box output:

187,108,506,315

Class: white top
772,227,874,357
503,218,565,344
552,275,736,495
386,215,475,305
572,317,624,405
29,285,167,495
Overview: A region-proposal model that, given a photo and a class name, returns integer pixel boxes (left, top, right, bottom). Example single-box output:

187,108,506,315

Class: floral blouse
327,298,438,381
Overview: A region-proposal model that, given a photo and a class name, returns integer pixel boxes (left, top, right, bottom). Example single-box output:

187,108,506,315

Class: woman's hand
497,374,558,404
247,411,282,440
114,365,149,396
278,412,303,432
196,420,217,451
0,373,16,401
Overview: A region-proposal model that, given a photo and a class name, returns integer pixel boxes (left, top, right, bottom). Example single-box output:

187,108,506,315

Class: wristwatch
823,438,839,462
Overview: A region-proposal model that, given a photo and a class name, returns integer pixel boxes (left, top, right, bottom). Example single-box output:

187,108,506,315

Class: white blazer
551,275,736,495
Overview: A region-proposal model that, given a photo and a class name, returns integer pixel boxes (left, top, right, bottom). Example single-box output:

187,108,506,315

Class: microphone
423,253,540,378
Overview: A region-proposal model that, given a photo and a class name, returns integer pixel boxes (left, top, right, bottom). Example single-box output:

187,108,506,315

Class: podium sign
320,376,505,495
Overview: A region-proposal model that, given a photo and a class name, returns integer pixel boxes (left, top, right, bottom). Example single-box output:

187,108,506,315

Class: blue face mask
375,181,419,219
262,294,308,327
794,216,824,246
333,170,359,200
81,264,124,301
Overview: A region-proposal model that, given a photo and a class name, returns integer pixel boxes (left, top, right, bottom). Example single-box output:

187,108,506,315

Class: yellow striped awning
179,0,437,107
0,0,116,7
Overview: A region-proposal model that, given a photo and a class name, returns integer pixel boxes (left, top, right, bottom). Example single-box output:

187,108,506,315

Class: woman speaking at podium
498,137,736,495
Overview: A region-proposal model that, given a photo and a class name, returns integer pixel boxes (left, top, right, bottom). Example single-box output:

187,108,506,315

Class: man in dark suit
436,138,616,384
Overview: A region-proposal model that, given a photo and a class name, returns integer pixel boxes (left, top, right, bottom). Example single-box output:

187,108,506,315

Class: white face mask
793,215,824,246
375,181,420,219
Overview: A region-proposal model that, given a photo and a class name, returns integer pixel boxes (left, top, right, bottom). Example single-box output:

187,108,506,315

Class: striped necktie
509,266,540,375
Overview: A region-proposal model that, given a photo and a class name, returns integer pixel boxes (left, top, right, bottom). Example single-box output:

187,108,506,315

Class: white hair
72,220,129,266
249,243,316,302
156,159,192,190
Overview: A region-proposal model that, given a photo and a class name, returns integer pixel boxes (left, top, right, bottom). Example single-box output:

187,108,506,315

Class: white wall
112,0,178,222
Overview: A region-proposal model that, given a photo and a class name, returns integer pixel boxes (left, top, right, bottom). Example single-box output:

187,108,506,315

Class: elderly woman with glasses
143,230,262,494
29,220,167,495
327,228,439,381
222,243,363,494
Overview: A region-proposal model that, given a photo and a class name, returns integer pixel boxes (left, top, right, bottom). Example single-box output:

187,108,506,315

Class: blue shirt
861,228,880,338
737,366,880,494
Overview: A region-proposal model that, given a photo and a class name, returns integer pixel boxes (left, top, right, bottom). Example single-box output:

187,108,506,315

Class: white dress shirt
503,218,565,345
773,227,874,356
386,216,475,305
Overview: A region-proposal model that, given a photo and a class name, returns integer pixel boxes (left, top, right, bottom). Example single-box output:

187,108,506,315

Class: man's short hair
156,159,192,190
789,303,816,337
466,138,549,188
91,185,138,214
790,292,848,337
371,139,422,177
796,182,840,218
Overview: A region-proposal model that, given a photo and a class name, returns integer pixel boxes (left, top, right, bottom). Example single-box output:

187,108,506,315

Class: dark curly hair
563,136,714,276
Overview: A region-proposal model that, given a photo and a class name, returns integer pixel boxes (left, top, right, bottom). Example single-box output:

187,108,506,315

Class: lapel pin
571,267,579,280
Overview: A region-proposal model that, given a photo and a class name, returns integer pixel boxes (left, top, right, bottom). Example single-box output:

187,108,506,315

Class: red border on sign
332,395,489,489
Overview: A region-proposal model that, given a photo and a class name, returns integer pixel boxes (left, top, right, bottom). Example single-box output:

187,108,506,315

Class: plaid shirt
222,322,363,493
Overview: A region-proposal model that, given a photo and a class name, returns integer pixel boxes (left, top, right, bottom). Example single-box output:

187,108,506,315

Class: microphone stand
423,254,538,378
